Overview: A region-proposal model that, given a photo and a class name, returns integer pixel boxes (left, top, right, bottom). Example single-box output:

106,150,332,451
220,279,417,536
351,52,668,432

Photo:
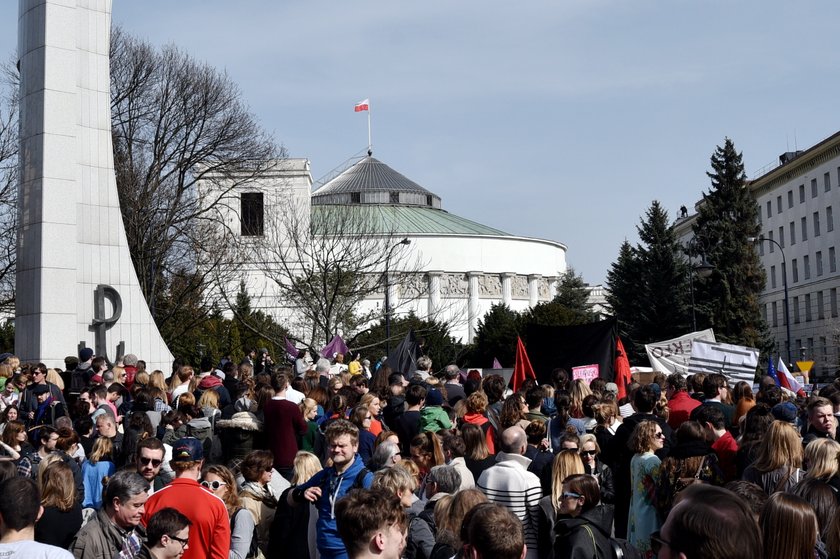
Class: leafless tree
109,27,283,334
0,60,18,316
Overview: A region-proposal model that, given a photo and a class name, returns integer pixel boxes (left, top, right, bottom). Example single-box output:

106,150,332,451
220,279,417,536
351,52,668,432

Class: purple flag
285,337,298,361
321,335,350,360
492,357,502,369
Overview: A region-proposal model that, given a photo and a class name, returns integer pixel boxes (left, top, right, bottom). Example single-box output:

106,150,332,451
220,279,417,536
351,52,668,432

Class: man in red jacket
665,373,700,431
142,437,230,559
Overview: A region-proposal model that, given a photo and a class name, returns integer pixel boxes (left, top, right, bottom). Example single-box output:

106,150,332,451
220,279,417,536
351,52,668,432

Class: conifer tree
553,267,595,322
606,240,642,359
692,138,768,349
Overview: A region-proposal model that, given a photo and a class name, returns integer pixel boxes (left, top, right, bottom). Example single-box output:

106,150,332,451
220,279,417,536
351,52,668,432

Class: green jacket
419,405,452,433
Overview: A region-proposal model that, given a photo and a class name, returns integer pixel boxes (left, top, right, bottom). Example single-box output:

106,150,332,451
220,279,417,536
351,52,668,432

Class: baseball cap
171,437,204,463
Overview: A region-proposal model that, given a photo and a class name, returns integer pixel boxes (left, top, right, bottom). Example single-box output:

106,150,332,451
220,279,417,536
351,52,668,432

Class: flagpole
367,101,372,154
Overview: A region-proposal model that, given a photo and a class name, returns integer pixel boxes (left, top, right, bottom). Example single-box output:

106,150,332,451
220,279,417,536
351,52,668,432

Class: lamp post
687,236,714,332
748,235,792,366
384,238,411,355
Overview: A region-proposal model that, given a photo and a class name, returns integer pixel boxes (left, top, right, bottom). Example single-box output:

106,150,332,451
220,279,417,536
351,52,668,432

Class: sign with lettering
572,364,600,383
645,329,716,374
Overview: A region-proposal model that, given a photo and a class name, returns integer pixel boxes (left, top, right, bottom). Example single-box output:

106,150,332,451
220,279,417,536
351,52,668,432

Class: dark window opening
389,191,400,204
426,195,433,206
241,192,264,236
351,192,361,203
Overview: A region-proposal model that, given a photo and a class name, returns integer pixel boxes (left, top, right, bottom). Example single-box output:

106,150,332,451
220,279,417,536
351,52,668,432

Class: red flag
511,337,536,393
615,337,632,400
354,98,370,112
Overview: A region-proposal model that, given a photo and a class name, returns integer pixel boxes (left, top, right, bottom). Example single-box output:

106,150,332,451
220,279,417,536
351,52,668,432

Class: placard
572,364,600,384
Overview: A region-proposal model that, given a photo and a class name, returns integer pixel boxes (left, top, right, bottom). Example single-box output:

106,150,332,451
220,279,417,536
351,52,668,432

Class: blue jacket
297,454,373,557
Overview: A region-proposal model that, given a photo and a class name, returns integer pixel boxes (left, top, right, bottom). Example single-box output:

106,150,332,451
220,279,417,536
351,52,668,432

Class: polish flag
354,99,370,112
778,358,805,397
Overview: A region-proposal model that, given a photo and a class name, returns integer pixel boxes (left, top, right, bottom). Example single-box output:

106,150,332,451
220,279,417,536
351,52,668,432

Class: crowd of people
0,347,837,559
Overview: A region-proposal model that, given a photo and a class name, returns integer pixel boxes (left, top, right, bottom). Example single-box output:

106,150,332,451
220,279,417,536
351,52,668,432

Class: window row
765,288,839,327
760,207,834,255
767,247,837,288
765,167,839,219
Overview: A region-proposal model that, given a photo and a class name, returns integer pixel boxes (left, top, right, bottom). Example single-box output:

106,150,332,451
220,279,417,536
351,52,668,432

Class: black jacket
586,460,615,504
554,505,614,559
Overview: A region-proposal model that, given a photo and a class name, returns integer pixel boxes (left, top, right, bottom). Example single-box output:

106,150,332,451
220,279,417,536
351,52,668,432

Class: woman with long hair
732,381,756,428
548,392,586,451
239,450,278,554
569,379,593,419
736,403,774,477
554,474,613,559
461,391,496,454
82,436,116,510
760,492,820,559
538,449,585,555
350,404,376,465
460,423,495,482
35,459,83,549
743,420,804,494
499,393,531,431
431,488,488,559
269,451,322,559
803,437,840,488
0,419,30,462
359,392,385,435
627,420,664,556
654,420,723,515
410,431,445,496
202,464,257,559
169,365,195,404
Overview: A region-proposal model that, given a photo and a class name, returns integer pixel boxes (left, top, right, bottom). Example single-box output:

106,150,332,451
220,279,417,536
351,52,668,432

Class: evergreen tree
692,138,768,349
606,239,643,362
469,303,521,368
554,267,594,321
635,201,692,345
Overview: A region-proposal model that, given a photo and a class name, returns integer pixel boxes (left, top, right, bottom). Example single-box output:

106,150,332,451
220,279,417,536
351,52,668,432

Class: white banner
688,339,759,385
645,329,716,374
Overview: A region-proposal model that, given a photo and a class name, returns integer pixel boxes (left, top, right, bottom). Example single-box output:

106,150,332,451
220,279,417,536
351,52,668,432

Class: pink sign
572,364,600,384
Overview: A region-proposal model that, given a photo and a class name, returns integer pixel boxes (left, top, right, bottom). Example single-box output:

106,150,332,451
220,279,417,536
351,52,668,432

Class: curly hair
628,420,660,454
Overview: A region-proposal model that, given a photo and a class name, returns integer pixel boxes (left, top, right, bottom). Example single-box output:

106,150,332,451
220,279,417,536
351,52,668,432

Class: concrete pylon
16,1,172,369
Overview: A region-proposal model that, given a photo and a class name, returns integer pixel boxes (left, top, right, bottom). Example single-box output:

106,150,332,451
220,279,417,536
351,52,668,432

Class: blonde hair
753,421,803,472
397,459,421,488
149,370,168,392
90,436,114,464
629,420,660,454
804,438,840,480
0,364,13,379
198,389,220,410
175,392,196,409
300,398,318,418
45,369,64,391
372,464,417,496
40,460,75,512
569,379,593,416
359,392,380,408
292,451,322,485
550,449,585,512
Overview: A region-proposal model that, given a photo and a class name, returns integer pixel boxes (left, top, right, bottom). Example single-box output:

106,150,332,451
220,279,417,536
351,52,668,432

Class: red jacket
711,431,739,482
142,477,230,559
667,391,701,431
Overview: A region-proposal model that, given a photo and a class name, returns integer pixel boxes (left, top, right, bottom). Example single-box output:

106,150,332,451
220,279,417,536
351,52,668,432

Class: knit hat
425,388,443,407
32,384,50,395
79,347,94,362
771,402,798,423
171,437,204,463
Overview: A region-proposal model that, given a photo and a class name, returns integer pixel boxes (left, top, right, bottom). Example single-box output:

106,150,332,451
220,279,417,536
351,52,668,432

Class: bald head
500,426,527,455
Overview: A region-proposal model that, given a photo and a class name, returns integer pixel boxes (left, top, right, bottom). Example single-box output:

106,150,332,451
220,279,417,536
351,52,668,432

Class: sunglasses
580,450,597,456
200,480,227,490
650,531,673,555
561,492,582,500
655,432,666,439
139,457,163,467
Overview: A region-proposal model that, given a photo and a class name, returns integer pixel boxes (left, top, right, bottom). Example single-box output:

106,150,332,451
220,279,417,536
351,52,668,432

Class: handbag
674,455,706,493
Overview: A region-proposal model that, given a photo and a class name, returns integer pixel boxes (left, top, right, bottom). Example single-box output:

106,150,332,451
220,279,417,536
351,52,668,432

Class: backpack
231,507,264,559
69,368,87,395
581,525,642,559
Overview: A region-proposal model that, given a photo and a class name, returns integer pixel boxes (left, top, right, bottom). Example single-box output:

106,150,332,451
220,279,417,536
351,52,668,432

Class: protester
802,397,836,445
553,473,612,559
35,460,83,549
664,373,700,431
627,419,664,556
238,450,278,553
334,488,407,559
742,420,804,494
578,434,614,504
269,451,322,559
460,502,526,559
201,464,256,559
760,492,820,559
0,476,74,558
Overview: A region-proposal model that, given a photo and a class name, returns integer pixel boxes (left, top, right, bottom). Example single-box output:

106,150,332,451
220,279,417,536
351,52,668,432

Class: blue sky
4,1,840,284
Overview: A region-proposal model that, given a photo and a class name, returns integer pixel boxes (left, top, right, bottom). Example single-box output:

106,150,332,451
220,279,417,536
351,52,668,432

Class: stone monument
16,0,172,369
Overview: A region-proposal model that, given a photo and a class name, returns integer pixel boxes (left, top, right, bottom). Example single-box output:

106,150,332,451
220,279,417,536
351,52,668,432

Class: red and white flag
354,98,370,112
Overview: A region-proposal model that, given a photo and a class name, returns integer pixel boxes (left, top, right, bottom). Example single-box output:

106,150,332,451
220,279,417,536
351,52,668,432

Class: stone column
548,276,559,299
528,274,542,307
501,273,514,306
427,271,442,318
467,272,481,343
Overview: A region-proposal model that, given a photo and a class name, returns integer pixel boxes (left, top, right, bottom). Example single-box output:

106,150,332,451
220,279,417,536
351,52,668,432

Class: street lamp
687,237,714,332
384,238,411,355
748,235,792,366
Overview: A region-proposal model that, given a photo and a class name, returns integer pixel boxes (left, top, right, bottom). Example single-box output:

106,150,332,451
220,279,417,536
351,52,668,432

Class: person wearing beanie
418,388,451,433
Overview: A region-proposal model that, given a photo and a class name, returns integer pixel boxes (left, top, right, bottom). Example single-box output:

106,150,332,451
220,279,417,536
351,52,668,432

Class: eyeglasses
200,480,227,490
564,447,579,452
650,531,674,555
580,450,597,456
139,457,163,467
168,534,189,549
561,492,582,500
655,432,666,439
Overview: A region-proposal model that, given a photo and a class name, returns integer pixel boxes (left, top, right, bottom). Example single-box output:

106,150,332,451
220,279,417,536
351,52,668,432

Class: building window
805,294,812,322
831,247,837,273
812,178,818,198
762,304,768,324
389,192,400,204
801,217,808,241
832,288,838,318
781,261,786,288
818,291,825,319
827,206,834,232
814,212,821,237
776,196,782,213
240,192,264,237
821,337,828,361
350,192,361,203
817,251,823,276
799,184,805,203
778,226,785,248
768,230,775,252
766,201,771,218
770,265,776,289
793,296,800,323
804,255,810,280
792,258,799,283
826,172,832,192
790,221,796,245
772,301,778,327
